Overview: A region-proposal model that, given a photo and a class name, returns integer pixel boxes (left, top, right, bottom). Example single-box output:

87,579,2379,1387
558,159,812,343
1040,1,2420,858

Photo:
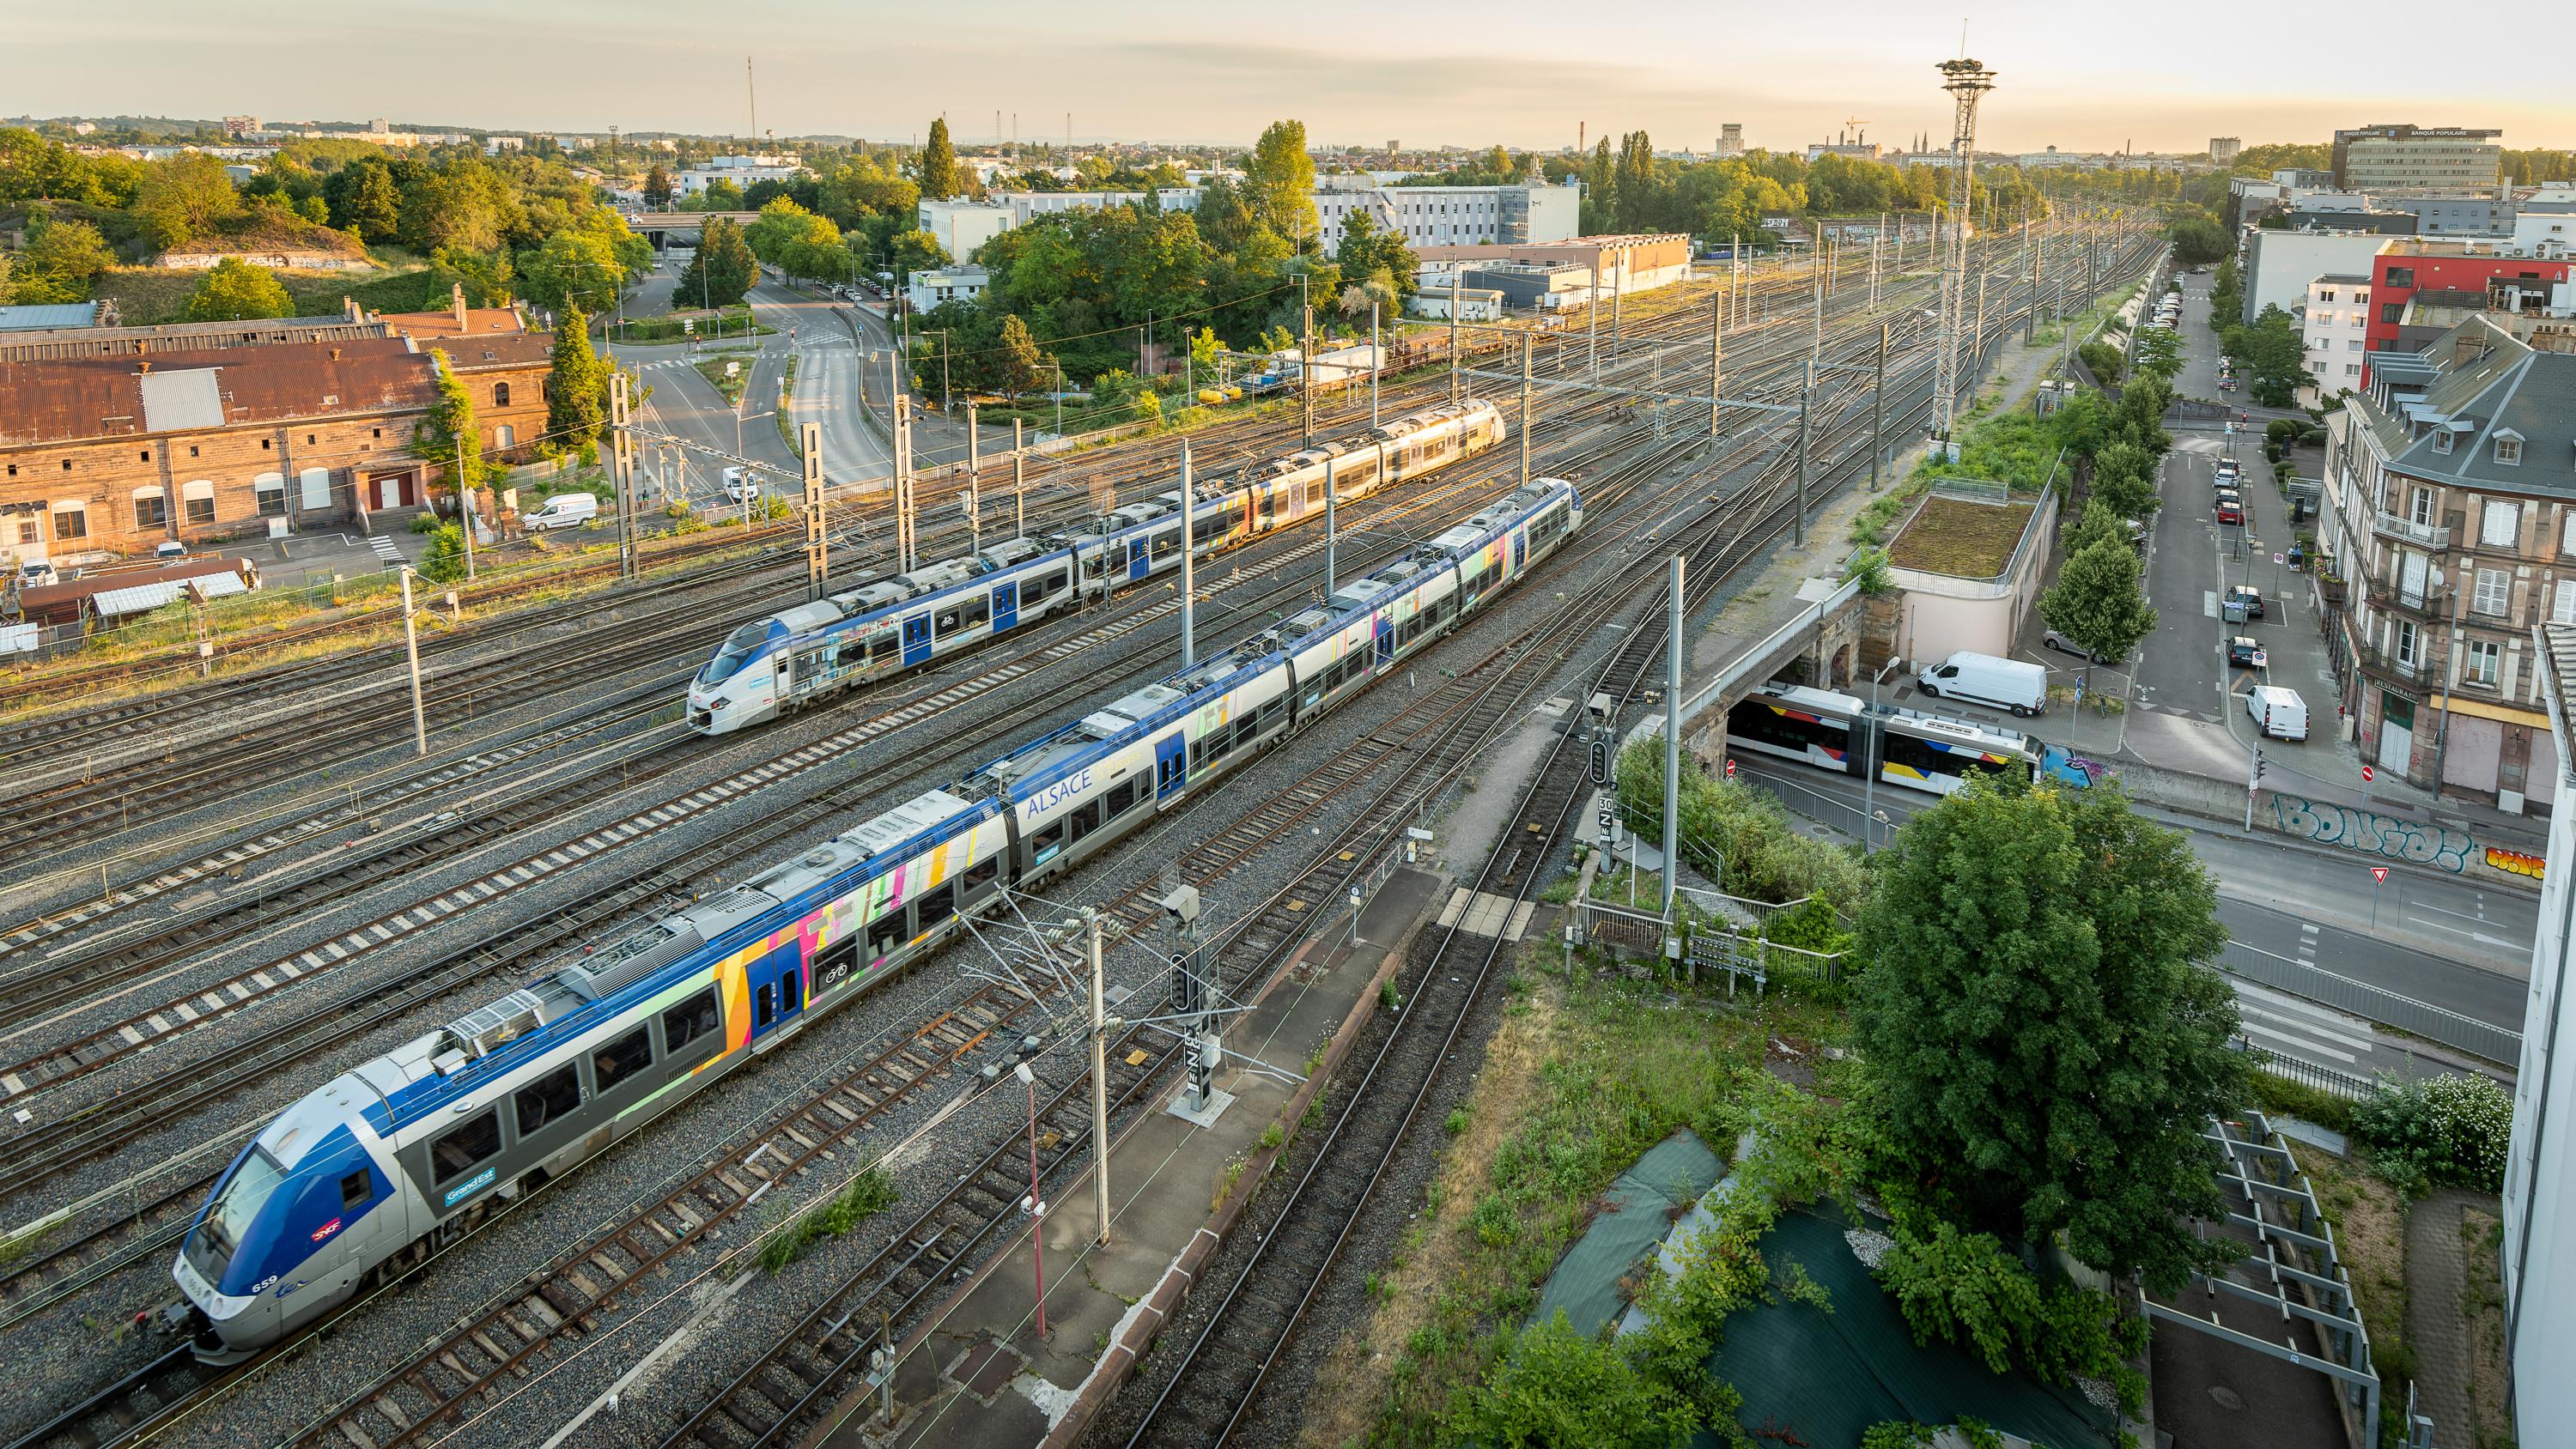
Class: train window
429,1109,502,1182
661,988,720,1054
592,1027,653,1094
1106,779,1137,815
963,852,998,892
340,1169,372,1209
513,1064,581,1137
1030,822,1066,860
1231,717,1258,751
756,983,776,1028
814,933,861,992
962,594,989,629
934,606,960,634
1188,737,1207,768
917,883,955,924
1068,799,1103,841
867,909,905,960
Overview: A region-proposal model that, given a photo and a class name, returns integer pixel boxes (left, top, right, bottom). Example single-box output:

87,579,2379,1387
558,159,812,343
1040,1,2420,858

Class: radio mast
1930,56,1996,459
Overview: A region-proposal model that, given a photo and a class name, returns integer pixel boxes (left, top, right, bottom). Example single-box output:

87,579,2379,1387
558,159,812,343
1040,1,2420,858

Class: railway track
0,228,2154,1449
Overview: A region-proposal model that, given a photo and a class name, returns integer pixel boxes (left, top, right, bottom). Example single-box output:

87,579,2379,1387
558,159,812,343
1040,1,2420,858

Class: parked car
525,493,598,531
2246,685,2309,741
2227,584,2267,620
2217,496,2244,524
2227,635,2264,667
2044,627,2123,664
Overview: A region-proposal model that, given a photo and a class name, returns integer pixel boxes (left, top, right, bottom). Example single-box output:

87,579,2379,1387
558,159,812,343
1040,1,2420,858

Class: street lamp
1862,657,1904,852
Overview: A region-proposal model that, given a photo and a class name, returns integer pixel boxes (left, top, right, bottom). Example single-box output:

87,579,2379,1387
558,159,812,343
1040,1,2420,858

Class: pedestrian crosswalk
367,535,403,565
2232,979,2374,1072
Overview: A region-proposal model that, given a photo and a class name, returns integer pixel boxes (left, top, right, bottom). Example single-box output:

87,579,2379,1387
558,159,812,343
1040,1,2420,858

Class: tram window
341,1169,372,1209
1106,779,1138,815
661,988,720,1054
592,1027,653,1094
430,1109,501,1182
917,883,955,923
513,1064,581,1137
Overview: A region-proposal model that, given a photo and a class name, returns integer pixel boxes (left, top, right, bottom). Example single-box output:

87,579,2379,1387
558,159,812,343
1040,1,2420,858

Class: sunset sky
11,0,2570,154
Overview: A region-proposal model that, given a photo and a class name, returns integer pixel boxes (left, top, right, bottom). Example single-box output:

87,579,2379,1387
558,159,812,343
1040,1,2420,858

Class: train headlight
709,698,729,710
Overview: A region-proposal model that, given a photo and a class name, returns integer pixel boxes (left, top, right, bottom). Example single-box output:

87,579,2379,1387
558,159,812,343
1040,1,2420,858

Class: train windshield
701,621,775,687
189,1147,287,1288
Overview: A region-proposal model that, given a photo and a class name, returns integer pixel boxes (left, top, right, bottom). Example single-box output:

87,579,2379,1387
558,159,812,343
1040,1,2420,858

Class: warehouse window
132,488,167,529
51,501,86,540
182,479,216,525
255,475,287,516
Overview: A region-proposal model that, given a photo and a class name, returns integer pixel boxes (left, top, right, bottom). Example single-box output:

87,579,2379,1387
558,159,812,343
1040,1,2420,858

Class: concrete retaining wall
2098,755,2541,892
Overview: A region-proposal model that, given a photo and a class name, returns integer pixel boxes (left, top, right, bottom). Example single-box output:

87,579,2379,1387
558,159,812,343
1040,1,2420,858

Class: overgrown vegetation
1613,741,1863,911
758,1161,899,1273
2350,1073,2513,1197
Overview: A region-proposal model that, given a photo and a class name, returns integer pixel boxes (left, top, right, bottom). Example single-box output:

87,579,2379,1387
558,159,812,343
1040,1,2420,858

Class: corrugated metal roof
90,571,246,617
0,339,437,446
0,304,102,332
137,369,226,432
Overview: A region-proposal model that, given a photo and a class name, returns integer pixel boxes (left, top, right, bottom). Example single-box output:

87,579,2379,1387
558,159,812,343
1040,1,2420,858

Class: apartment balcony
2352,640,2429,683
2370,511,2451,550
2363,572,2432,615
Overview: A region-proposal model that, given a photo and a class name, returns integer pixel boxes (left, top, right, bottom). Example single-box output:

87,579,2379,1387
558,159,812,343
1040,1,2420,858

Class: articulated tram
1724,682,2063,797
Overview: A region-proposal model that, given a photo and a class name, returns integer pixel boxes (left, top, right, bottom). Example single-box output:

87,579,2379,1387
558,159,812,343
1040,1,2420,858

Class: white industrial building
905,264,989,315
2509,624,2576,1442
676,155,805,198
916,200,1016,263
2239,229,2393,326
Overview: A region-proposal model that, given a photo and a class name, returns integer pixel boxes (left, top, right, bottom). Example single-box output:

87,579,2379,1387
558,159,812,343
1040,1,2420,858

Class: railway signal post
1180,440,1195,667
1324,453,1338,595
1662,555,1685,919
1083,908,1112,1247
892,394,916,573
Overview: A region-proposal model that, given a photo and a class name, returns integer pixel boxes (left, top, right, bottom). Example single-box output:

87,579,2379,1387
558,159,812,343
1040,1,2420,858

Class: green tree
324,159,401,242
2168,216,2229,265
547,307,606,446
519,227,623,316
2132,327,2182,383
2039,537,2157,682
2227,304,2306,408
1245,119,1318,250
10,215,117,302
677,215,756,310
2059,499,2127,557
917,116,959,200
1188,324,1222,378
430,245,515,306
182,257,294,321
642,165,672,209
1854,774,2244,1293
993,312,1048,396
416,523,468,584
134,152,241,247
2088,439,2160,518
414,350,488,497
1331,208,1418,308
1583,136,1618,233
889,227,951,282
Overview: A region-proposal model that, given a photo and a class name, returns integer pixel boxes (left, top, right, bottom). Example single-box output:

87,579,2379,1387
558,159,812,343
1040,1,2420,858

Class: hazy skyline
9,0,2573,155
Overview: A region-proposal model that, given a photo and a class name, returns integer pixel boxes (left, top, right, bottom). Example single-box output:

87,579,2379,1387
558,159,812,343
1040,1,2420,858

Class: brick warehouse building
0,324,554,567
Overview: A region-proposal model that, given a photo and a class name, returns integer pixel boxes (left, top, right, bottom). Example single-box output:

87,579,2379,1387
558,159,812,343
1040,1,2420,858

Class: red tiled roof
0,338,436,447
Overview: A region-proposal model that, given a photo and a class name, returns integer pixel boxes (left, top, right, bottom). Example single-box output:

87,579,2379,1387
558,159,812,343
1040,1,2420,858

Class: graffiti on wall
2268,793,2475,873
2486,846,2546,882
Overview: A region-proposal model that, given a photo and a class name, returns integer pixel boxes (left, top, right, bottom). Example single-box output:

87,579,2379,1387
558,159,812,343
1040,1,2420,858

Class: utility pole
1084,909,1110,1247
1324,454,1337,595
1871,321,1888,490
398,566,427,756
1447,272,1461,405
1609,251,1623,366
1707,296,1722,439
611,371,636,580
1369,299,1381,427
892,393,916,573
1794,357,1814,546
803,421,826,601
966,400,980,549
1180,440,1194,668
1588,243,1601,380
1519,336,1534,486
1300,289,1315,448
1662,555,1684,919
2026,221,2043,345
1013,419,1026,538
453,438,477,582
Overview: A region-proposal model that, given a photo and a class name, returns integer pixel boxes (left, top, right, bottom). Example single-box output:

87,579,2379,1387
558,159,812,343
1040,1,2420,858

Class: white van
1917,650,2049,717
2247,685,2308,741
723,467,756,505
525,493,598,531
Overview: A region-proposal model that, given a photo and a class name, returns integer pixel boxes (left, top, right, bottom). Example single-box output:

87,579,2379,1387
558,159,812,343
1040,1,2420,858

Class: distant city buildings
1717,123,1744,157
2333,124,2504,190
927,179,1579,260
2210,136,2244,163
674,154,804,197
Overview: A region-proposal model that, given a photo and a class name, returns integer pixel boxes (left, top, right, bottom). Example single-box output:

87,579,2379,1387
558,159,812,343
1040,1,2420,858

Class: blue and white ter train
687,399,1506,733
176,477,1580,1361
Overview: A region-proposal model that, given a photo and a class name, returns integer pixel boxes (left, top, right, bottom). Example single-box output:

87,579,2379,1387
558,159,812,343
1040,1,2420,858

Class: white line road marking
2240,1019,2360,1064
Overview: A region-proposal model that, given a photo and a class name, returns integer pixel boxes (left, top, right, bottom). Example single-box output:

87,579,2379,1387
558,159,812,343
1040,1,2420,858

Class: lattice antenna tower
1930,56,1996,453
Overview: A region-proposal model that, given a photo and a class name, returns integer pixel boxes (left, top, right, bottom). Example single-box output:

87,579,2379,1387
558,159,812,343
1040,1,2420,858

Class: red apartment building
2365,240,2575,380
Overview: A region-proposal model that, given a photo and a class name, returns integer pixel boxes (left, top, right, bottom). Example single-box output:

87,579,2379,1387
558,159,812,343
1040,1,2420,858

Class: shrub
407,512,442,534
2350,1073,2511,1193
1874,1217,2147,1411
415,523,468,584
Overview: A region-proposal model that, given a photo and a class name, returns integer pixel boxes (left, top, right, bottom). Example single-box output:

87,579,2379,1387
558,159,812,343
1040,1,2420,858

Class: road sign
725,361,739,377
2272,553,2284,565
683,317,695,334
2361,765,2374,783
2371,866,2389,884
1723,758,1737,780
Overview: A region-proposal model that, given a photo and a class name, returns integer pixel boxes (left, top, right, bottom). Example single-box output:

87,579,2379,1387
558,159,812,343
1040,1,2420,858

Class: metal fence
2233,1040,2375,1100
2217,939,2521,1068
1570,898,1845,997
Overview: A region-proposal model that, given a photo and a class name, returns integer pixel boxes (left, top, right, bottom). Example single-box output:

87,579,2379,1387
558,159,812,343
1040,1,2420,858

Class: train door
1375,612,1394,668
750,943,802,1048
992,580,1018,634
902,613,933,667
1512,526,1527,571
1127,536,1150,582
1154,731,1188,803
